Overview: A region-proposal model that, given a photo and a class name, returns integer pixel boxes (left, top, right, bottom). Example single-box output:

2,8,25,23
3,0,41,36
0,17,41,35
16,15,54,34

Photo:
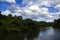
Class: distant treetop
0,11,1,14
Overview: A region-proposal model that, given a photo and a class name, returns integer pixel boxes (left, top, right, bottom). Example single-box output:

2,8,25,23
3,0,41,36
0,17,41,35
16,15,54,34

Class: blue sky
0,0,60,22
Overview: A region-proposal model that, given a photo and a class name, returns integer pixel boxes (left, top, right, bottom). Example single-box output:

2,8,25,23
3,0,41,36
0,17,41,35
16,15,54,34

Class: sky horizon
0,0,60,22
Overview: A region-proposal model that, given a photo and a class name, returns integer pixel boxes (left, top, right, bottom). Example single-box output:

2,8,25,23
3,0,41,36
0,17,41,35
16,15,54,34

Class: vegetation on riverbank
0,11,53,33
0,11,60,33
53,18,60,28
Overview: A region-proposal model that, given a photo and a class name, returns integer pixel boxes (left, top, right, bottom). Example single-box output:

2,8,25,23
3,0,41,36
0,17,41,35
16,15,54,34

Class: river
0,27,60,40
33,27,60,40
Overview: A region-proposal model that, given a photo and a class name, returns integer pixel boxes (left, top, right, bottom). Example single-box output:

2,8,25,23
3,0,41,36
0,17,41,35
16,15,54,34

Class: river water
33,27,60,40
0,27,60,40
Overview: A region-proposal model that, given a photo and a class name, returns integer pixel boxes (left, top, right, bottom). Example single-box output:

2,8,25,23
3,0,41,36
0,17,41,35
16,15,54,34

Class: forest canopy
0,11,60,33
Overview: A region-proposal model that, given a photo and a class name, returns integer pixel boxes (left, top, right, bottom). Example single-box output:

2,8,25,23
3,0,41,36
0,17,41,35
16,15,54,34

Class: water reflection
0,27,60,40
0,32,25,40
34,27,60,40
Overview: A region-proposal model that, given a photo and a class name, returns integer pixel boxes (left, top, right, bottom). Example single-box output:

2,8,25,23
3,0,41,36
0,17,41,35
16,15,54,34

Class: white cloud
1,10,11,16
21,0,55,20
1,0,60,22
6,0,16,3
53,0,60,4
42,8,48,12
22,0,55,7
1,10,21,17
46,14,53,18
12,13,21,16
8,4,20,10
41,8,48,14
0,0,16,3
28,5,41,12
25,5,53,19
8,4,22,13
1,4,22,16
40,1,52,7
55,4,60,9
23,9,32,15
22,0,60,4
8,4,22,16
14,10,22,13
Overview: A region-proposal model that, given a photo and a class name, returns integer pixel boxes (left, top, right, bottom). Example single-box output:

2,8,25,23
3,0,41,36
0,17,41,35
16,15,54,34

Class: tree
53,19,60,28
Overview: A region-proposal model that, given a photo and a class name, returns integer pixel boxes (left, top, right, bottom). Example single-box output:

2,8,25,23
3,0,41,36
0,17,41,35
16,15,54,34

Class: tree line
0,11,60,33
53,18,60,28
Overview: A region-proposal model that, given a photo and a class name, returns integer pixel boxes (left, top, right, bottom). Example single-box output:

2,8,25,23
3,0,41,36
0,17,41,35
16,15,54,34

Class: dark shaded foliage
53,19,60,28
0,11,53,33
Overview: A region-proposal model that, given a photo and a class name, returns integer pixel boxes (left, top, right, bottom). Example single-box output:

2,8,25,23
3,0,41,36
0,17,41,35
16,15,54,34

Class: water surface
33,27,60,40
0,27,60,40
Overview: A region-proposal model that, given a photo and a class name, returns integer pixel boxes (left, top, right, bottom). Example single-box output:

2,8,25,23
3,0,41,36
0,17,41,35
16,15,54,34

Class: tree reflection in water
0,27,40,40
0,27,60,40
26,28,40,40
0,32,25,40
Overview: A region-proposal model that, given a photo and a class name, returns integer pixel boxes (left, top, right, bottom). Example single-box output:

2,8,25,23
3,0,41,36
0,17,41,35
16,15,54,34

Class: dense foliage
53,19,60,28
0,11,52,33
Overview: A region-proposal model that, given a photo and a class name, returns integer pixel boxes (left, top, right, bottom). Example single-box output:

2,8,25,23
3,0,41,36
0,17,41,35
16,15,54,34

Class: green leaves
0,11,54,33
53,19,60,28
